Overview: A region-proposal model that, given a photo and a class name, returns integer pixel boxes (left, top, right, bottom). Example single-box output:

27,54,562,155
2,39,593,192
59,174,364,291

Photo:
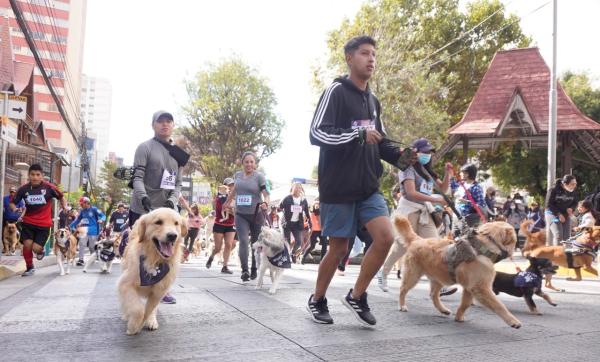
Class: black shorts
19,223,51,247
213,223,235,234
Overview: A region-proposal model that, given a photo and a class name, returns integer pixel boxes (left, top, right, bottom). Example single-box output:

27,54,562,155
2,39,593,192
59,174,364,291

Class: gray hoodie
130,135,182,215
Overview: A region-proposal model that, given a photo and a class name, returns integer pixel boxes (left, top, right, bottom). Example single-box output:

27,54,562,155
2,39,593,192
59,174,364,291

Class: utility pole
546,0,558,241
0,90,11,228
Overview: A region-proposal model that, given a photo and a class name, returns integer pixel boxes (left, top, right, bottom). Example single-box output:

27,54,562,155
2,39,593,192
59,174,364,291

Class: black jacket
309,76,401,203
546,183,578,216
279,195,311,229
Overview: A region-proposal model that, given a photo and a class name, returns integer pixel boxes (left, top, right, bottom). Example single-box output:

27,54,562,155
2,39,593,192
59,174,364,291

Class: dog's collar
267,247,291,269
468,232,509,263
139,255,170,286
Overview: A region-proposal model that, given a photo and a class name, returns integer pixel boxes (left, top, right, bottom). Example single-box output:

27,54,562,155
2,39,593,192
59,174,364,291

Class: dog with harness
53,228,78,275
83,237,116,274
527,226,600,281
252,226,290,294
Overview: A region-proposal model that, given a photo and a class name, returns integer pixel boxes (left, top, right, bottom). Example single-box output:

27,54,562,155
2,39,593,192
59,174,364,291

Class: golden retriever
3,222,20,255
394,215,522,328
527,226,600,281
117,208,187,335
520,220,546,256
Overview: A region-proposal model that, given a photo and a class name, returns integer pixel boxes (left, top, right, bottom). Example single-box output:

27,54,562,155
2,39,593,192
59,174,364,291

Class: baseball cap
411,138,435,153
9,186,17,192
152,110,174,123
223,177,234,185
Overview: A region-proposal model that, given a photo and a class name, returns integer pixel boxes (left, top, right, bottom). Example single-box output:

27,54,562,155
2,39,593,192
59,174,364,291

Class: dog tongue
159,242,174,257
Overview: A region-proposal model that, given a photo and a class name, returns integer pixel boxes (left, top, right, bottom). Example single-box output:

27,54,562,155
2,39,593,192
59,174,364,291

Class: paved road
0,255,599,361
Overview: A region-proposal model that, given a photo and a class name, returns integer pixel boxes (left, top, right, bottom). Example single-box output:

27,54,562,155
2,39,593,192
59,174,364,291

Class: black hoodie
546,181,578,216
309,76,401,203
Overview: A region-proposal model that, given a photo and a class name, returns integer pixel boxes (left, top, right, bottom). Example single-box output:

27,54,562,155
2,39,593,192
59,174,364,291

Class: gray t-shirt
233,171,268,215
399,166,434,205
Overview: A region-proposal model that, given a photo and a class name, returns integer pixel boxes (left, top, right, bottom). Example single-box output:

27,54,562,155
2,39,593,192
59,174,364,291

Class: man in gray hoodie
129,110,189,304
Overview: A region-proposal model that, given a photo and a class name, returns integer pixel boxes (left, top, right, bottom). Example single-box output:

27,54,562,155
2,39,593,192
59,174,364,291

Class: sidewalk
0,254,57,280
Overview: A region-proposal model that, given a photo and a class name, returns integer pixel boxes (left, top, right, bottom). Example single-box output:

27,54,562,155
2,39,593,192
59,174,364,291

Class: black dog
492,257,558,315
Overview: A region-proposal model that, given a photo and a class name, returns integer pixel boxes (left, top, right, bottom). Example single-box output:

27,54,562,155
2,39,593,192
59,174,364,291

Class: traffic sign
0,118,18,145
0,95,27,120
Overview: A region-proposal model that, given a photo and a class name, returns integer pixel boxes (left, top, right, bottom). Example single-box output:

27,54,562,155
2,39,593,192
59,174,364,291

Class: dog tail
393,214,418,246
520,220,534,237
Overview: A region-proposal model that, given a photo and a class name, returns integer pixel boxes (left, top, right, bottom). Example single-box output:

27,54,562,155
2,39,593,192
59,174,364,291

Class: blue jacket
3,195,25,222
70,207,106,236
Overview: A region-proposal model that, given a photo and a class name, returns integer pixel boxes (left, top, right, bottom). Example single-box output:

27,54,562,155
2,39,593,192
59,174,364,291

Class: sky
82,0,600,184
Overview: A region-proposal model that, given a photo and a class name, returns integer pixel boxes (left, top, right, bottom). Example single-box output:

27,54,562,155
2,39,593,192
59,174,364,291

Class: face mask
417,153,431,165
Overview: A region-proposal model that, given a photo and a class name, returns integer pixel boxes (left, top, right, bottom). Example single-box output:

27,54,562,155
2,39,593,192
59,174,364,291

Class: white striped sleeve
309,82,358,146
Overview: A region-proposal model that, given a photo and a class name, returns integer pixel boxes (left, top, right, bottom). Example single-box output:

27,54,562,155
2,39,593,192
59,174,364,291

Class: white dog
253,227,290,294
83,238,116,274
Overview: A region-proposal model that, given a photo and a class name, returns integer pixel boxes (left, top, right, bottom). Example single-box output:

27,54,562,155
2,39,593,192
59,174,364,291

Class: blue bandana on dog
139,255,170,286
267,247,291,269
514,271,541,289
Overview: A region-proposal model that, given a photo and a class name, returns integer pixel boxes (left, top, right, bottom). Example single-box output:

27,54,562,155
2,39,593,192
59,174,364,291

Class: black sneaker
440,286,458,297
306,294,333,324
241,271,250,282
341,289,376,327
250,268,257,280
221,266,233,274
396,270,402,279
76,259,84,266
34,251,45,260
21,267,35,277
206,256,214,269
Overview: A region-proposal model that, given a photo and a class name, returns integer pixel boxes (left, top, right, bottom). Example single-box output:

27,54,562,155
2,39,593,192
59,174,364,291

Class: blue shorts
321,192,389,238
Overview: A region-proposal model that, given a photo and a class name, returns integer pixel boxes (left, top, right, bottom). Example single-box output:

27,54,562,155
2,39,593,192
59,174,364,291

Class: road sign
0,118,18,145
0,95,27,120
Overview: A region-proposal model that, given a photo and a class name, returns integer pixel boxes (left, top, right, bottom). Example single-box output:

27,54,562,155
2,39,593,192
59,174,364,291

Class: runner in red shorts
10,164,67,276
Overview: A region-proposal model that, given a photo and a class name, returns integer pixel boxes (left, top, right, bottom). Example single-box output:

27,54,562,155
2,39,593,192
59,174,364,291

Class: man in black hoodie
306,36,415,326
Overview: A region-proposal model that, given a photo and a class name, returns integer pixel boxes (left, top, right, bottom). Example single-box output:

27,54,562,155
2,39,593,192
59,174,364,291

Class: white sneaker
377,270,389,292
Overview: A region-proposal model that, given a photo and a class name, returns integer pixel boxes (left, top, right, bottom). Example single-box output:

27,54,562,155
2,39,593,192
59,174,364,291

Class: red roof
449,47,600,135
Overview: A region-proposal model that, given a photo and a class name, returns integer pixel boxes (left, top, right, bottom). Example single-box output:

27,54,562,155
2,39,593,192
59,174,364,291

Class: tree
180,58,285,184
96,160,130,216
561,71,600,122
315,0,530,147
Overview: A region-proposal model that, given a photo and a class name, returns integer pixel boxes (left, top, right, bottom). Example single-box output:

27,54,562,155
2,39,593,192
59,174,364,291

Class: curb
0,255,57,281
495,262,598,279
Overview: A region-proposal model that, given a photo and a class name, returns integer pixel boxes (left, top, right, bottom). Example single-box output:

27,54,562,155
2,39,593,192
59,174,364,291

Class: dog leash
448,165,488,224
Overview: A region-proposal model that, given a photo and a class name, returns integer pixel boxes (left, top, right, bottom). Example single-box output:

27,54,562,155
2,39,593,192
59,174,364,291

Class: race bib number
160,169,177,190
351,119,376,130
26,194,46,205
419,180,433,195
80,219,89,225
115,218,125,224
236,195,252,206
291,205,303,213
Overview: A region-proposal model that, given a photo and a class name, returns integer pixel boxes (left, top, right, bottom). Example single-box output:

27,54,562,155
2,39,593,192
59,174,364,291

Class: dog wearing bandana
253,227,290,294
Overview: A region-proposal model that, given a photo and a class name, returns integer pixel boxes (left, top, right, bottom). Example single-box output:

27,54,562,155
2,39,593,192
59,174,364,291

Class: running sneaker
341,289,376,327
250,268,257,280
397,270,402,279
76,259,84,266
161,293,176,304
34,251,45,260
21,268,35,277
306,294,333,324
221,266,233,274
440,286,458,297
241,271,250,282
206,256,214,269
336,269,345,276
377,270,389,292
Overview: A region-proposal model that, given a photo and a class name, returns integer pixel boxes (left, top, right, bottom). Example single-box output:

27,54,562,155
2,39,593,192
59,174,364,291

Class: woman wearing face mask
545,175,578,246
504,198,526,249
484,187,497,220
377,138,456,296
526,201,545,233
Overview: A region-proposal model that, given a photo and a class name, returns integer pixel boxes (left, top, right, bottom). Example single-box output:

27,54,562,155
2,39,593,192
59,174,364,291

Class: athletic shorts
213,223,235,234
19,223,51,247
321,191,389,239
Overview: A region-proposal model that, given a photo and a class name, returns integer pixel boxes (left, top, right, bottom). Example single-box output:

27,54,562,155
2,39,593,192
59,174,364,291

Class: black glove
141,197,152,212
164,200,175,209
395,148,417,171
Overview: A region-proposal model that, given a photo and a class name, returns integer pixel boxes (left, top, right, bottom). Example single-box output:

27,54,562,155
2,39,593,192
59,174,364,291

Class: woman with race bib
378,138,455,296
224,152,270,282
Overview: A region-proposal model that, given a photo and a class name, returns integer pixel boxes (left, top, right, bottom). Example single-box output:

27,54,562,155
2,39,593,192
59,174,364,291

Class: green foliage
95,160,130,216
561,71,600,122
61,187,85,207
180,57,285,184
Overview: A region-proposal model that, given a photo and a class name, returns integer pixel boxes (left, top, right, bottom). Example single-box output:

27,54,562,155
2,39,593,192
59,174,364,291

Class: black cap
411,138,435,153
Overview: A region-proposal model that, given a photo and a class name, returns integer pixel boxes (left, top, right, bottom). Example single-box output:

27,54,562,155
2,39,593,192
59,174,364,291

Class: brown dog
117,208,187,335
394,215,522,328
527,226,600,281
520,220,546,256
53,228,78,275
3,222,20,255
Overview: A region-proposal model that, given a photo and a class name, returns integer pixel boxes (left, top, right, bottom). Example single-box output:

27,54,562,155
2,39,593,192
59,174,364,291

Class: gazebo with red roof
436,47,600,172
